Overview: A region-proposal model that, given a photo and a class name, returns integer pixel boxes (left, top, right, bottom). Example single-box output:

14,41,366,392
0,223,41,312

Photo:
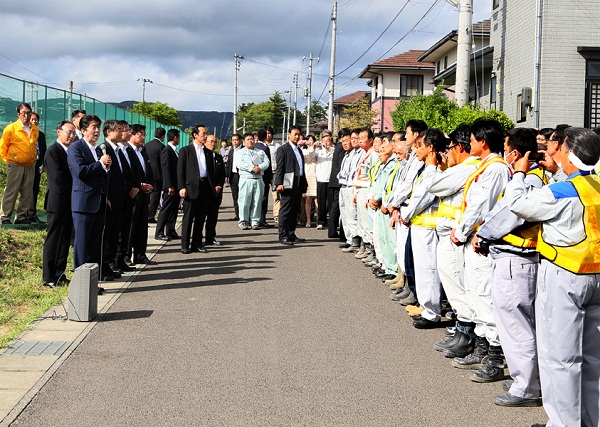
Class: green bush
391,83,514,133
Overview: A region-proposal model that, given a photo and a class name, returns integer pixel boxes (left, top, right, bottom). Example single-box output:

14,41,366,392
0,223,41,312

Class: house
418,20,493,107
331,90,370,132
490,1,600,128
358,50,435,132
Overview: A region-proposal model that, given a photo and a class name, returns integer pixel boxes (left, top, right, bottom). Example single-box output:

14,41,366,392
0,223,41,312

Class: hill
109,101,233,140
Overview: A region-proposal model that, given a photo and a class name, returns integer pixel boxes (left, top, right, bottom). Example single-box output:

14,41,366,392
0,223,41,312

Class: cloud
0,0,491,112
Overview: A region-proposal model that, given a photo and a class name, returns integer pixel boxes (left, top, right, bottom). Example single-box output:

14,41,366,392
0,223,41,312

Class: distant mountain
109,101,233,140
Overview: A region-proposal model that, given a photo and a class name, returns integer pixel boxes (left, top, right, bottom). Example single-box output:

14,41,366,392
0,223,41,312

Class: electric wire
0,51,66,89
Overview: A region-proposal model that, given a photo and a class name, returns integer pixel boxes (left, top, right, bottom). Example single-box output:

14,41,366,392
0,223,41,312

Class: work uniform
401,164,441,322
477,165,546,400
454,154,512,346
338,148,363,245
371,156,399,274
234,147,270,227
505,170,600,427
428,156,479,324
353,147,378,245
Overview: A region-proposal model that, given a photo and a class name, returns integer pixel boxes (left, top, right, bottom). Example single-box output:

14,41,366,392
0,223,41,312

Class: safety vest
368,160,382,185
410,171,437,229
537,174,600,274
385,163,403,197
501,166,548,248
459,156,510,218
353,149,375,188
437,157,481,220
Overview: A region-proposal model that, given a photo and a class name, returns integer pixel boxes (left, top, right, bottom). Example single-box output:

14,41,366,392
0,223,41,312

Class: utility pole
293,72,298,126
327,1,337,132
282,112,287,143
137,78,153,103
287,87,292,133
533,0,543,127
233,53,245,134
306,53,314,136
455,0,472,107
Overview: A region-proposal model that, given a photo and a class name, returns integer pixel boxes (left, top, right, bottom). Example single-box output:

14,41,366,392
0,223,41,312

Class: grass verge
0,228,70,348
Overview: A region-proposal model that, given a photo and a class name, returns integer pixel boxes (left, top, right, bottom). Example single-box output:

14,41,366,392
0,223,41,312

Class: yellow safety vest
501,167,548,248
385,163,403,197
537,174,600,274
410,172,437,229
437,158,481,220
460,156,510,217
368,160,382,185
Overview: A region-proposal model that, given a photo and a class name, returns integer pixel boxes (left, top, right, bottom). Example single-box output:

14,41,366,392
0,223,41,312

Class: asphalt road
11,196,547,427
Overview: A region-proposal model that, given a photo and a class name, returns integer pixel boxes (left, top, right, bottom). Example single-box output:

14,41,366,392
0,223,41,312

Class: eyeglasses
446,144,458,150
60,128,76,135
19,111,32,116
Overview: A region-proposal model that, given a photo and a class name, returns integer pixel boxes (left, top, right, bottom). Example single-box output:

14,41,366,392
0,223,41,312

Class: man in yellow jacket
0,102,39,224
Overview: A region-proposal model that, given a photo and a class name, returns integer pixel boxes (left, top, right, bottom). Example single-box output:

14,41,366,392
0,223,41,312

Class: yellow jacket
0,120,39,166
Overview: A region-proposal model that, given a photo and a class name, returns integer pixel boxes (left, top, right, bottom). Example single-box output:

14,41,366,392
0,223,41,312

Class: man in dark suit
42,121,75,287
177,124,218,254
67,114,112,272
155,129,181,240
27,112,47,223
115,121,137,272
100,120,127,280
274,125,308,245
255,128,273,227
225,133,242,221
328,128,350,240
145,127,165,223
205,134,225,245
126,124,156,265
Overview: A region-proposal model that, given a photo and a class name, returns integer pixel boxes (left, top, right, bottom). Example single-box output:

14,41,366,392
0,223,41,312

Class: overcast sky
0,0,490,113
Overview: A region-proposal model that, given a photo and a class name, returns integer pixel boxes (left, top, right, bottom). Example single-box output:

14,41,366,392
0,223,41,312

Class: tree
132,101,183,127
390,84,514,133
339,96,378,130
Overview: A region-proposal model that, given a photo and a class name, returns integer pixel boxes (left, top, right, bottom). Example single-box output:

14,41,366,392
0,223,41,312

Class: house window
490,75,497,108
493,0,500,10
585,60,600,128
444,56,448,70
400,74,424,97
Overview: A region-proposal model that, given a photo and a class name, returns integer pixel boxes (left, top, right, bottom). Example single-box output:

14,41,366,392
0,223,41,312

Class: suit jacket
36,131,47,170
145,138,165,182
103,140,126,212
328,141,345,188
225,146,241,181
126,144,155,204
177,143,218,200
255,141,273,183
44,141,72,213
212,151,226,188
274,142,308,193
161,144,179,192
67,138,107,213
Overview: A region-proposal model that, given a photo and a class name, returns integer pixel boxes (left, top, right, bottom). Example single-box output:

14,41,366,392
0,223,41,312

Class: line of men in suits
42,115,159,291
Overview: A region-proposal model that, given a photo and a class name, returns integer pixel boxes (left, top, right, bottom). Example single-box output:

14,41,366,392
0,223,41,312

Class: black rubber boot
451,336,488,369
471,345,506,383
442,321,476,358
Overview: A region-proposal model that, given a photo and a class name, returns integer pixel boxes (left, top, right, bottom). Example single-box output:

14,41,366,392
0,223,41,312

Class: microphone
99,143,107,156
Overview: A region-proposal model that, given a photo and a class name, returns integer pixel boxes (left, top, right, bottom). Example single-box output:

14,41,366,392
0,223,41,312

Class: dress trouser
437,234,472,323
72,200,105,269
0,163,35,222
129,198,149,260
27,165,42,218
259,180,269,223
491,253,540,399
278,184,301,240
327,186,341,238
355,188,371,244
411,226,442,321
148,180,162,220
181,180,211,250
43,211,72,283
238,177,264,226
205,191,221,244
316,181,329,226
230,173,240,217
463,235,499,346
536,260,600,427
377,210,397,275
156,193,180,236
339,186,358,244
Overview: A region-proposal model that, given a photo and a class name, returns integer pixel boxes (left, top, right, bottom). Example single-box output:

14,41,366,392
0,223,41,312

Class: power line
335,0,411,77
0,51,66,89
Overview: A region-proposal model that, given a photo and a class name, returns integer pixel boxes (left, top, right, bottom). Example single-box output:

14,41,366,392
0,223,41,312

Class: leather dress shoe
43,282,56,288
14,218,31,224
122,258,135,268
167,231,181,239
155,234,170,241
258,222,273,228
148,218,157,224
229,216,240,221
280,238,294,245
135,256,158,265
191,247,208,253
181,248,191,254
339,242,351,248
98,287,105,295
101,272,115,281
206,240,221,246
57,275,70,285
290,235,305,243
118,261,136,272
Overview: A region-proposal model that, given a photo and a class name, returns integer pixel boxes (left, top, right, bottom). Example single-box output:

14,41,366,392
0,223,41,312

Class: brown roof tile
370,50,434,69
333,90,369,104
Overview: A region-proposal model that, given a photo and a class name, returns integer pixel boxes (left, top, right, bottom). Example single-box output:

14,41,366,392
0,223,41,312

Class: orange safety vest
537,174,600,274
